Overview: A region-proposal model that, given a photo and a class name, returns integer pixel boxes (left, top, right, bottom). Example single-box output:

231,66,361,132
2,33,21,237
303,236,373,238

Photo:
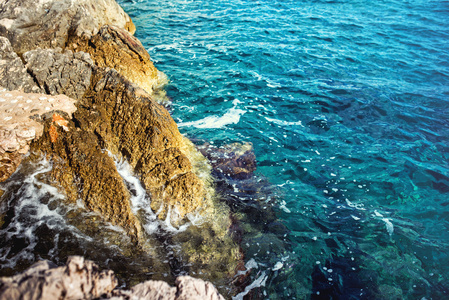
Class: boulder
0,37,41,93
0,0,135,56
67,25,168,99
175,276,226,300
110,276,226,300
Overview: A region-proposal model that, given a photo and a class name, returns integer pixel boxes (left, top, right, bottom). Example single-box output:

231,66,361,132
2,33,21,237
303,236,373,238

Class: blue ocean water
118,0,449,298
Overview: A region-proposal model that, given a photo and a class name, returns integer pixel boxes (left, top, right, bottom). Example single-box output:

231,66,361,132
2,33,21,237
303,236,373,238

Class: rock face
0,0,166,101
0,90,77,182
68,25,167,98
30,64,209,228
0,37,42,94
0,256,226,300
0,0,135,56
0,0,244,294
23,48,94,99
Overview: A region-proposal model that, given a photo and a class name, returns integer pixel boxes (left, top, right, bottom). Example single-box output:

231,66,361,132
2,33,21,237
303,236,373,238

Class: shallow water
117,0,449,298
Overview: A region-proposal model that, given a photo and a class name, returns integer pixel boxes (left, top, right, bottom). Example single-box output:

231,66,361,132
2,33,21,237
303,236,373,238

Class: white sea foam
178,99,245,129
232,271,268,300
235,258,259,277
0,158,84,269
265,117,304,127
115,157,183,235
272,261,283,271
382,218,394,236
345,199,366,210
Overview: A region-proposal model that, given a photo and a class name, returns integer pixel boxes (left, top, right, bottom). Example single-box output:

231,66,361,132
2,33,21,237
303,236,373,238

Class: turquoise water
118,0,449,298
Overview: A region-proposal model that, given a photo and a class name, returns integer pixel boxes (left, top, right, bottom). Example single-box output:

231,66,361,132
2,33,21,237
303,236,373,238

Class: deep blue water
118,0,449,298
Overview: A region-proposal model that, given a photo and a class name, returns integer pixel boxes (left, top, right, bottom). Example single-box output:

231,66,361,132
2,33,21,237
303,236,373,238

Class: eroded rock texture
0,0,135,56
0,256,117,300
0,90,77,182
0,37,41,93
68,25,167,97
0,256,226,300
23,48,94,99
77,67,207,221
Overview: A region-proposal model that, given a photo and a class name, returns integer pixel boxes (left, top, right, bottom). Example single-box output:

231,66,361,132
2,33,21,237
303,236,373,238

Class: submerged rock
0,0,135,56
198,142,257,179
0,256,226,300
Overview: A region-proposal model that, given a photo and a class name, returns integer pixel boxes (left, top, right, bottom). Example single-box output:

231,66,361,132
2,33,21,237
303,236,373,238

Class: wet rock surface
0,0,135,56
0,256,226,300
198,142,257,179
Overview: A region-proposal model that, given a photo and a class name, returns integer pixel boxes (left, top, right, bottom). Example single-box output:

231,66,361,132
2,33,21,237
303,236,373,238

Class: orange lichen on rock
49,124,58,143
52,113,68,127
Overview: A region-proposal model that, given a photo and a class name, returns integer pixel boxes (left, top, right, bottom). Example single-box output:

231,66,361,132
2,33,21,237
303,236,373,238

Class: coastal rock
112,277,226,300
68,25,167,99
0,0,135,56
75,67,207,221
110,275,226,300
198,142,257,179
0,256,117,300
0,90,77,182
175,276,226,300
33,112,142,239
23,48,94,100
0,37,41,93
112,280,177,299
0,256,226,300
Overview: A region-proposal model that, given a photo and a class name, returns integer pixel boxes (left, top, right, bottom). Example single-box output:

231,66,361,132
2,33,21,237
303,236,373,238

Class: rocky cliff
0,0,243,297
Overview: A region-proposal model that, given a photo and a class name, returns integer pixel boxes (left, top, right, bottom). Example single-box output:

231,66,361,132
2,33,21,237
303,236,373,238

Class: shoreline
0,0,239,298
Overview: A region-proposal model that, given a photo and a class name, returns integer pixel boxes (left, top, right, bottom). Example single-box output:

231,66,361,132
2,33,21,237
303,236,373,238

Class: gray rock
0,257,226,300
175,276,226,300
110,276,225,300
0,0,135,55
24,48,94,99
111,280,177,300
0,37,41,93
0,256,117,300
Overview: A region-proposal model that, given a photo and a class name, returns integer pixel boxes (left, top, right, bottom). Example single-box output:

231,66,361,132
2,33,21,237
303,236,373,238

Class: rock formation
0,90,77,182
0,37,41,94
0,256,117,300
67,25,168,98
198,142,257,179
0,0,135,56
23,48,94,99
0,0,245,296
0,256,226,300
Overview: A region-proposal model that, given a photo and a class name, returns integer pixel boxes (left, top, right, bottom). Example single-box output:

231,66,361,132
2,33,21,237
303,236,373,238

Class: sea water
117,0,449,298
